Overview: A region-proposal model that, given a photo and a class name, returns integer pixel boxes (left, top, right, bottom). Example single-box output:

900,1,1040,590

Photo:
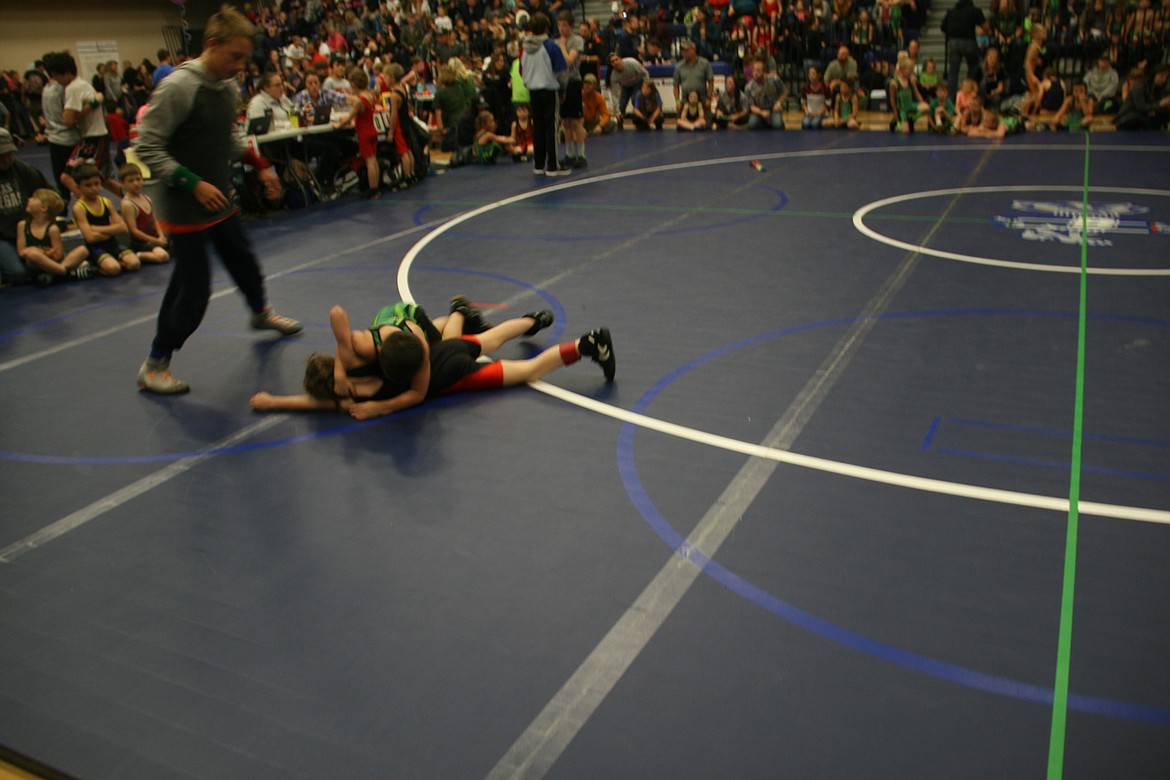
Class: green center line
392,197,990,223
1046,133,1091,780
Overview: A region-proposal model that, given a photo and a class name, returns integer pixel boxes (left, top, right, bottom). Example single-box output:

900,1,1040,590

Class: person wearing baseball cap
582,73,615,135
0,129,54,285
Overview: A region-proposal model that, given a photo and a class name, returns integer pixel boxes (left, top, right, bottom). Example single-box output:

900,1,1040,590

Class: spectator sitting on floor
919,58,941,101
16,187,92,285
713,74,749,129
1084,56,1120,115
1020,65,1066,122
70,162,139,277
676,89,708,130
956,93,984,133
928,82,957,133
582,74,615,134
744,56,787,129
801,65,830,129
1053,80,1095,131
826,79,861,129
954,77,979,117
630,78,664,130
1,129,54,286
1114,65,1170,131
473,109,517,162
975,48,1005,110
118,163,170,264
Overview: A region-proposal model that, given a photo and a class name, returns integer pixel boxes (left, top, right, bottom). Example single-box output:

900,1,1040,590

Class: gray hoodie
134,59,246,230
520,34,568,92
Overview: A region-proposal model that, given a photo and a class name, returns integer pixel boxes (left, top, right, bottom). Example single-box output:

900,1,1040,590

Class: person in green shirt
433,65,471,151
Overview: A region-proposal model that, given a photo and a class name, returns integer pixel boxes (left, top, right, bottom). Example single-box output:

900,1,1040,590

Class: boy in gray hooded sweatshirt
133,5,302,395
520,13,570,177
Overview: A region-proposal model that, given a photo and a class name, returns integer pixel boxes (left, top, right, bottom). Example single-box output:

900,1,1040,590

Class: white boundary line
531,382,1170,524
853,185,1170,276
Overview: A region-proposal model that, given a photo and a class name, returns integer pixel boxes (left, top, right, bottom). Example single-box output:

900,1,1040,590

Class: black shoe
449,294,494,334
522,309,554,336
573,156,588,168
578,327,615,382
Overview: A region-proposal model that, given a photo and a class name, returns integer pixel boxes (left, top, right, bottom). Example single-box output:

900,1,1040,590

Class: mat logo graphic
993,201,1168,246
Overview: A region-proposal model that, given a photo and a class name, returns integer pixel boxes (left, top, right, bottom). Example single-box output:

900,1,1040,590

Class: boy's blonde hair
204,4,254,46
475,109,494,131
32,188,65,218
383,62,405,81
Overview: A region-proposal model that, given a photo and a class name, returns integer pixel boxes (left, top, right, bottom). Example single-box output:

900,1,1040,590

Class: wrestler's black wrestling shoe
578,328,615,382
522,310,554,336
449,295,494,334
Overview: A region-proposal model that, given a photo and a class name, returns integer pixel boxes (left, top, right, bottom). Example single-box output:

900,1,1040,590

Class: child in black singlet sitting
16,187,92,285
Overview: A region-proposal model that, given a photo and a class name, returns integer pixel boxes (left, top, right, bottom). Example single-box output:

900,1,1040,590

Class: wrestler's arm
348,330,431,420
250,392,351,412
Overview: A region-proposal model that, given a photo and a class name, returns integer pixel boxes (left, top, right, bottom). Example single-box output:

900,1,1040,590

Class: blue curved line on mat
0,267,563,464
616,308,1170,725
411,186,789,240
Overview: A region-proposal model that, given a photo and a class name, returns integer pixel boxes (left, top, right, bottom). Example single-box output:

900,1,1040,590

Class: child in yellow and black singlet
71,162,140,276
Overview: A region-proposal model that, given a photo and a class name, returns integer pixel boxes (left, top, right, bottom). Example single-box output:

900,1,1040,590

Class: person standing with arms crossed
133,4,303,395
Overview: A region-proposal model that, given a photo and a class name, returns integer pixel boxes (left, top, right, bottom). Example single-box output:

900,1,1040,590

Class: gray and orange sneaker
250,307,303,335
137,358,190,395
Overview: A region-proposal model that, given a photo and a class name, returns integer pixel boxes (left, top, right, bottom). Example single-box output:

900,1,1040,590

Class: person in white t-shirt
45,51,120,198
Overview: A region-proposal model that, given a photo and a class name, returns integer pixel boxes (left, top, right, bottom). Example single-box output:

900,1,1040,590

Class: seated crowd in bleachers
1,0,1167,288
